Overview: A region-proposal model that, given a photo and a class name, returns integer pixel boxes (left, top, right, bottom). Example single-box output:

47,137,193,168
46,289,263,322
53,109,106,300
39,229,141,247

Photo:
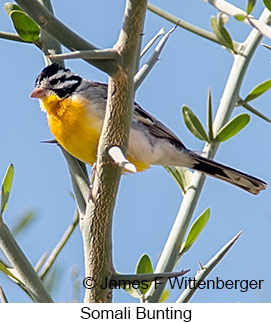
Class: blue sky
0,0,271,303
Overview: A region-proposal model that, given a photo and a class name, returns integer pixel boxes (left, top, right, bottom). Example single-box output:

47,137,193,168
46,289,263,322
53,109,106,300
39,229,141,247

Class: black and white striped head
30,63,82,99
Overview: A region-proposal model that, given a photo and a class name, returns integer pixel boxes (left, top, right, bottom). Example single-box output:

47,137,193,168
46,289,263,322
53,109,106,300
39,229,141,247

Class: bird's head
30,63,82,99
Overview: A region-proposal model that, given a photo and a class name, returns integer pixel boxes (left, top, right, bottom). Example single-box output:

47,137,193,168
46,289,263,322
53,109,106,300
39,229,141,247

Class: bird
30,63,267,195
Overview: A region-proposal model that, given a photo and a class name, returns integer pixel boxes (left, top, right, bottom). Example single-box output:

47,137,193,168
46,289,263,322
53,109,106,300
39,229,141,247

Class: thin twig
108,146,137,173
0,31,30,43
35,251,49,272
39,210,79,280
49,49,121,61
140,27,165,57
147,3,237,46
134,26,176,90
176,231,242,302
15,0,118,75
0,285,8,303
237,99,271,123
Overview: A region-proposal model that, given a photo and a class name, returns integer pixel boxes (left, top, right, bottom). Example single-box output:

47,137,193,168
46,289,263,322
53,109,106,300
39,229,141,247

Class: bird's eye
50,78,60,86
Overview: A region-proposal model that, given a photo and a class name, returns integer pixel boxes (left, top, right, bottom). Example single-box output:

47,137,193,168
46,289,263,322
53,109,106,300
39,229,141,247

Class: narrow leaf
180,208,210,255
210,16,234,51
115,272,141,299
0,261,24,286
122,286,141,299
136,254,153,295
136,254,153,275
215,113,250,142
246,0,256,14
182,106,209,142
207,88,214,141
244,79,271,102
159,289,170,303
10,11,40,42
263,0,271,11
1,164,14,214
12,211,36,236
234,14,247,22
165,166,193,195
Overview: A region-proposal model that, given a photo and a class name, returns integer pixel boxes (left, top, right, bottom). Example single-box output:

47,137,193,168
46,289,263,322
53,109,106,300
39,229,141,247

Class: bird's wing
134,103,187,149
82,80,187,149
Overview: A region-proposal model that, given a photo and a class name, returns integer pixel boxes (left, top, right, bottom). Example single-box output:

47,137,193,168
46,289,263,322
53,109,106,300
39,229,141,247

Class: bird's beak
30,87,46,98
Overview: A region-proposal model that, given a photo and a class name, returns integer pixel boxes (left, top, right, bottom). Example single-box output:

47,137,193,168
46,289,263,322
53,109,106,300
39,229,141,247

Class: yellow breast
41,95,102,165
40,94,150,172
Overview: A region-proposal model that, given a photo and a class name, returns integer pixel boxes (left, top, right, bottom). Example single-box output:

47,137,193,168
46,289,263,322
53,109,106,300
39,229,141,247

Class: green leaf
121,284,141,298
215,113,250,142
4,3,22,15
165,166,193,194
244,79,271,102
180,208,210,255
159,289,170,303
207,88,214,141
136,254,153,274
210,16,234,51
0,260,24,286
10,11,40,42
234,14,247,22
12,211,36,236
263,0,271,11
136,254,153,295
1,164,14,214
115,272,141,299
246,0,256,14
182,106,209,142
0,260,33,300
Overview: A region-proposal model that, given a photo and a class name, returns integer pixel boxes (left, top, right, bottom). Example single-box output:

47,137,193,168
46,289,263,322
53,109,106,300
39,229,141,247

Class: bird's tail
190,152,267,195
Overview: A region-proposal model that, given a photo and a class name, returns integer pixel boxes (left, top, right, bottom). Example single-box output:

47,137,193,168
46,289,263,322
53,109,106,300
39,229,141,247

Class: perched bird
30,63,267,195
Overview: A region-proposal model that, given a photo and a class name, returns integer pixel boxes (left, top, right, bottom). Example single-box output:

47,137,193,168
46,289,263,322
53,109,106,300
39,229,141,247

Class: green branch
0,31,30,43
0,220,53,302
80,0,148,303
147,3,237,47
15,0,117,75
49,49,121,61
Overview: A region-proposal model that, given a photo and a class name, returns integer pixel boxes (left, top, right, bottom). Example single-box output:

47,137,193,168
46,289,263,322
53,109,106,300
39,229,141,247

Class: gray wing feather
79,79,186,149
